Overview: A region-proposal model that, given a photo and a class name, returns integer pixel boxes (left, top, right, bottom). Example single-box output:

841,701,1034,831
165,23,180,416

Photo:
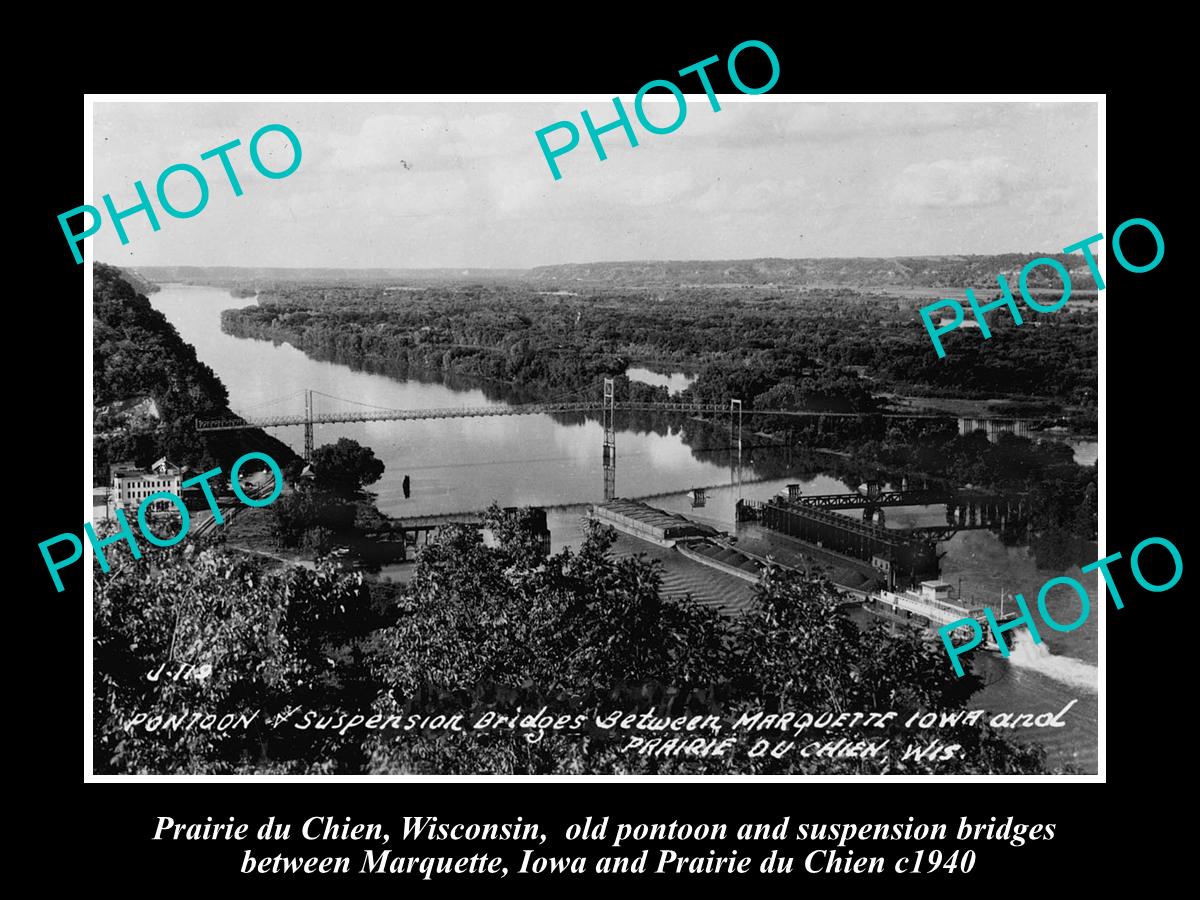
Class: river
150,284,1098,773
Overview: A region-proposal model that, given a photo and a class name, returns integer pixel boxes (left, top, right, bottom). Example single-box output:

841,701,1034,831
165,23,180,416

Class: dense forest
212,270,1095,566
220,280,1097,411
92,263,298,481
95,510,1059,775
90,261,1098,774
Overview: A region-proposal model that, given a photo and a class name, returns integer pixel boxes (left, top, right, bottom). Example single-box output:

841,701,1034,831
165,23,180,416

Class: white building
111,460,184,515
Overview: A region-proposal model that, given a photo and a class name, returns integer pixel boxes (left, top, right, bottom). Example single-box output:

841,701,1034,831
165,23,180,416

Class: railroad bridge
776,479,1027,529
736,480,1029,588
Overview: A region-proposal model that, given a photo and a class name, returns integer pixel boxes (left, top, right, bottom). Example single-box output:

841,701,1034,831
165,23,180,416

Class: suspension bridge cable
309,390,411,412
234,389,308,412
309,387,599,413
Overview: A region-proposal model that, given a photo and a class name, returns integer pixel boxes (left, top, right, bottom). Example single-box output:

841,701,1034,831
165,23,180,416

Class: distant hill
526,255,1093,289
135,265,525,288
130,255,1093,292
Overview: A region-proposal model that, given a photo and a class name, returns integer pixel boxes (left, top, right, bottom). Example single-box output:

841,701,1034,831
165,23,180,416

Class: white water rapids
1007,630,1098,693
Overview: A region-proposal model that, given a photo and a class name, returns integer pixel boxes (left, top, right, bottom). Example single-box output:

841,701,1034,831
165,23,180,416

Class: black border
23,28,1180,888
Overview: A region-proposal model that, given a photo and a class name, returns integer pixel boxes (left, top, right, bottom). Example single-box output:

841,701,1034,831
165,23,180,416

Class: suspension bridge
195,398,948,431
192,380,1036,572
195,380,1003,453
194,379,1033,504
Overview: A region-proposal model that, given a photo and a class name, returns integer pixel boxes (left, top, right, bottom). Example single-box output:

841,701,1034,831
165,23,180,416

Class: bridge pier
731,399,743,499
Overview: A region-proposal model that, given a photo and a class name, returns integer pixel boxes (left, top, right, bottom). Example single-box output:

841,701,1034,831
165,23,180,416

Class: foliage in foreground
95,508,1056,775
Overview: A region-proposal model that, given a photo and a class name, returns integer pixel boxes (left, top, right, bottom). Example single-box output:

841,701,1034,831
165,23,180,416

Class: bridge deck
798,489,1014,510
196,402,959,432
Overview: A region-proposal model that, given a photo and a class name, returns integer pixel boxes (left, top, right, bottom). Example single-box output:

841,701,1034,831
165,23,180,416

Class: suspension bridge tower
602,377,616,501
303,389,314,461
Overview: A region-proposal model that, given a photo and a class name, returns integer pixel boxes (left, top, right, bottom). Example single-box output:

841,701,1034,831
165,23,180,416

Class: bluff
92,262,298,482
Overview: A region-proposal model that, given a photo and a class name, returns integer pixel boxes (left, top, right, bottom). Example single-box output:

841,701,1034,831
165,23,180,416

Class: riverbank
881,392,1097,436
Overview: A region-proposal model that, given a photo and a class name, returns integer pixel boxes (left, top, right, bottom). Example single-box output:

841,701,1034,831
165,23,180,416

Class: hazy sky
90,100,1098,268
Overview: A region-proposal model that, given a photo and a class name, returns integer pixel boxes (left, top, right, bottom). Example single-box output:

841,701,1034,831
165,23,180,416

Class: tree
94,507,1059,775
309,438,385,494
271,488,356,549
362,507,1054,775
93,545,373,774
92,262,298,483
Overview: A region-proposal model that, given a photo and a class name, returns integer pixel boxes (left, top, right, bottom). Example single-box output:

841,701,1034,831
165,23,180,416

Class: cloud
321,111,534,173
890,156,1024,209
777,104,1011,140
91,101,1096,267
615,169,697,207
671,102,1021,151
691,176,806,213
491,163,695,216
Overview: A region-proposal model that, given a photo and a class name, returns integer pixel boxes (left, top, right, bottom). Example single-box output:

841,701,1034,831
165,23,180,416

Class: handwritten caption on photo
121,700,1078,765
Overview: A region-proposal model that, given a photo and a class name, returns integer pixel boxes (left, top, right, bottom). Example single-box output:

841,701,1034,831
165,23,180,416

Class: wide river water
151,285,1100,773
